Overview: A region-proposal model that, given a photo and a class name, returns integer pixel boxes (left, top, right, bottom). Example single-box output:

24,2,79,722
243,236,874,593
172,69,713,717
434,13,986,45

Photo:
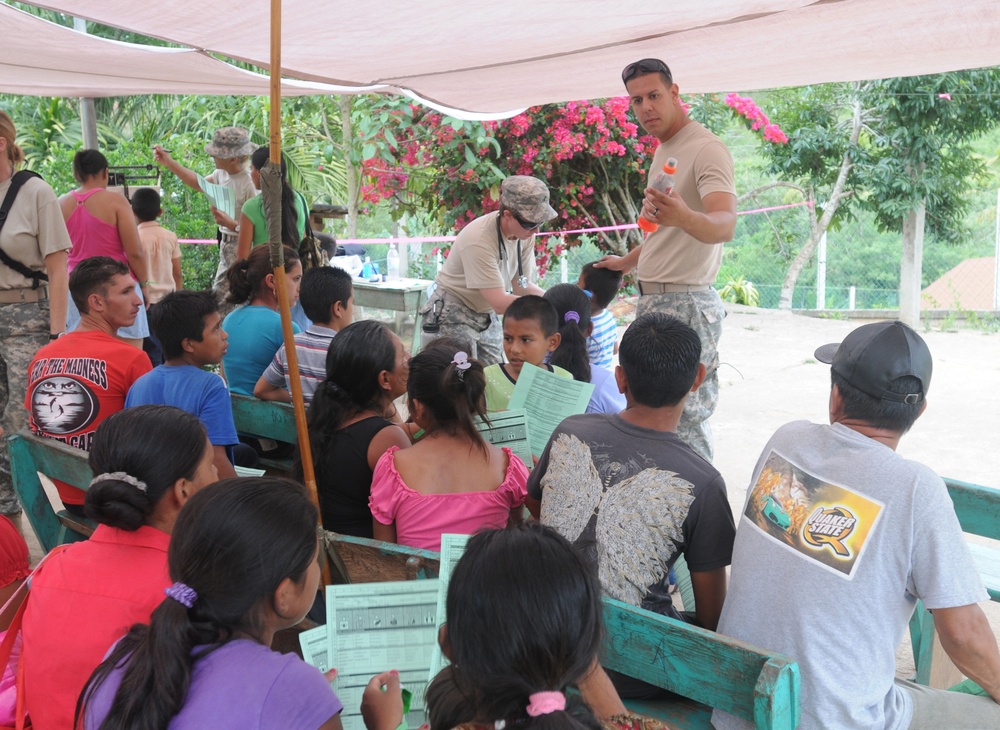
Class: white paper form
507,363,594,458
299,624,333,673
475,409,533,468
427,533,470,682
327,580,440,730
196,173,237,220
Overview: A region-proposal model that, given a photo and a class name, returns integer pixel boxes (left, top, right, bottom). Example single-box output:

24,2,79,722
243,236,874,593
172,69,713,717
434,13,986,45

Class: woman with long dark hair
304,320,411,537
235,145,309,261
22,405,217,729
80,477,342,729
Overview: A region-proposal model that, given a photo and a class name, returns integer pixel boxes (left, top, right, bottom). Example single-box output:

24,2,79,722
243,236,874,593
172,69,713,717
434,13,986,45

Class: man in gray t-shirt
714,321,1000,730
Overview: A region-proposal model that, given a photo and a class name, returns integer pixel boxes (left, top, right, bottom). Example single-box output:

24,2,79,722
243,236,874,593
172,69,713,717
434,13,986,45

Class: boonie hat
814,321,932,404
500,176,558,224
204,127,256,158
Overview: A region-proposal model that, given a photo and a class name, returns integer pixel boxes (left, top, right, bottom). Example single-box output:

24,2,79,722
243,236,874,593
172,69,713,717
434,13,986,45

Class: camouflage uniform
636,288,725,462
420,289,503,366
0,298,50,515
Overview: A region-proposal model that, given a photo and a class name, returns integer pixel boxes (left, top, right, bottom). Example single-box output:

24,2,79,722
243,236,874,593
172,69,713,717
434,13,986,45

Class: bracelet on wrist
49,332,63,340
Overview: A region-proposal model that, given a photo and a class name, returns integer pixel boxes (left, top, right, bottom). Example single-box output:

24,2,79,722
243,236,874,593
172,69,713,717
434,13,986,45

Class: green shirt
241,191,309,246
484,363,573,412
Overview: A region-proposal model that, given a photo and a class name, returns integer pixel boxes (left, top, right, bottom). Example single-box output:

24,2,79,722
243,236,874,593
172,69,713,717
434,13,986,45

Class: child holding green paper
483,296,572,412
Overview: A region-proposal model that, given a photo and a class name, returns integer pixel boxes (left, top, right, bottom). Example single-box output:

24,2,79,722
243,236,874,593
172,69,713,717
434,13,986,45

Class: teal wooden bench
909,477,1000,688
7,432,95,553
230,393,298,472
318,535,799,730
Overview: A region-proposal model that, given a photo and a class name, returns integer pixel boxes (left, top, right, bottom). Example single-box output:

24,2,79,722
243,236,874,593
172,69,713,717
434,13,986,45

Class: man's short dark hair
299,267,353,324
503,295,558,337
622,58,673,89
619,312,701,408
69,256,129,314
149,290,219,360
832,371,924,434
579,262,623,310
130,188,161,223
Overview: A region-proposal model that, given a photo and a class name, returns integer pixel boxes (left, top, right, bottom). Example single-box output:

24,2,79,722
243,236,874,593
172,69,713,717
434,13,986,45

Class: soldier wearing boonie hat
423,175,558,365
154,127,259,306
714,320,1000,730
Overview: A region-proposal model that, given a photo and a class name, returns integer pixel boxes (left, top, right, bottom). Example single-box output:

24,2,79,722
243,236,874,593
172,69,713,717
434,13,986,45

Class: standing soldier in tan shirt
421,176,557,365
599,59,737,462
0,110,72,522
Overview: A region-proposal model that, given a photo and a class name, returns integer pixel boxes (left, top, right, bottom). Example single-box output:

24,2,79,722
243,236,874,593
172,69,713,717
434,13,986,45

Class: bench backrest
602,599,799,729
945,478,1000,541
7,433,93,552
230,394,298,444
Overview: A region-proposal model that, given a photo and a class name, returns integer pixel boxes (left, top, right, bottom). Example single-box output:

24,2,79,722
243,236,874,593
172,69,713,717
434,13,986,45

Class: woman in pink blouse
369,346,527,551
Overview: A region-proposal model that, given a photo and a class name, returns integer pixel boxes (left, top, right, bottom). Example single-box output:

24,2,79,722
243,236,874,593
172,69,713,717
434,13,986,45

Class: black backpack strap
0,170,49,289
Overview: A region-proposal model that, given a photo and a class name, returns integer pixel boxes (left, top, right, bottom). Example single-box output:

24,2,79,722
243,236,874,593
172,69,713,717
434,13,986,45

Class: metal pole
993,188,999,311
73,18,99,149
816,231,827,310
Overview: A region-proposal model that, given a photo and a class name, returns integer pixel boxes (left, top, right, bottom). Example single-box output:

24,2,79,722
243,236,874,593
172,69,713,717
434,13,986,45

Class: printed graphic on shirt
539,433,695,604
28,357,107,445
744,450,883,579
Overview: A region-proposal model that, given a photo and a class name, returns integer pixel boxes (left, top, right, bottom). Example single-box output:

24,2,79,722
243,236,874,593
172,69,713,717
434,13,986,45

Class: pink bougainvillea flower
938,93,952,100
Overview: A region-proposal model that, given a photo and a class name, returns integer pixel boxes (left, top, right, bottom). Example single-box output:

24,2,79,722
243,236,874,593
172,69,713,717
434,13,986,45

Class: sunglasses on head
622,58,673,85
512,211,543,231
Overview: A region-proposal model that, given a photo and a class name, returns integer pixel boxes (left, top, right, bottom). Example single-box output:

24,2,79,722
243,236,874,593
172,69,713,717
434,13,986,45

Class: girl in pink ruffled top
369,346,528,551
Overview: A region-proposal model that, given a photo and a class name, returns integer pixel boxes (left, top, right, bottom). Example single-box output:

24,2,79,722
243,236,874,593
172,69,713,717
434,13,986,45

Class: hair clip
582,289,594,298
452,351,472,371
89,471,148,493
164,581,198,608
564,311,580,324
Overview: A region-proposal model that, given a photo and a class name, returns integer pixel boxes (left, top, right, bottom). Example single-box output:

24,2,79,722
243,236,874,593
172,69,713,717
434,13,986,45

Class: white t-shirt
713,421,988,730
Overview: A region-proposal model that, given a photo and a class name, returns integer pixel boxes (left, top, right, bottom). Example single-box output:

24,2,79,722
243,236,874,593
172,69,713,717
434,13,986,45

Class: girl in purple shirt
80,478,343,729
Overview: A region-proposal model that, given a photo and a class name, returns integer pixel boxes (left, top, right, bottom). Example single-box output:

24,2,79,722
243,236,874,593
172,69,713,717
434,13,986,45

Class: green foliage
719,276,761,307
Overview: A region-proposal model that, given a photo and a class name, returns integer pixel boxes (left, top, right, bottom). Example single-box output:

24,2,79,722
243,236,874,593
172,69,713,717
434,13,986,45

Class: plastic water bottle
361,255,373,280
637,157,679,234
386,244,401,282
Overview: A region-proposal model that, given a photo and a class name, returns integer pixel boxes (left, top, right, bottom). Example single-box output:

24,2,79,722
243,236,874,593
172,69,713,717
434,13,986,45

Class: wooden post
268,0,328,584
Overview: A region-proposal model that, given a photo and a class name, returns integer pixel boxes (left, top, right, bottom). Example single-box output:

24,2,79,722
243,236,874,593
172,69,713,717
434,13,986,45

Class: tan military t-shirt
636,121,735,286
0,175,73,290
435,212,538,313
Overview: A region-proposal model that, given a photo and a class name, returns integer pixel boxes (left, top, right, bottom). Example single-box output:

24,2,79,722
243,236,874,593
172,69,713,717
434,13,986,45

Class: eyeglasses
621,58,673,86
512,211,543,231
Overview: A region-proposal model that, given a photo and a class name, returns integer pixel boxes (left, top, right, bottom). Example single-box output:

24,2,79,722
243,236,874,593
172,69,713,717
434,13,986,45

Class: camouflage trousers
636,288,726,463
213,235,240,319
420,290,503,366
0,298,51,515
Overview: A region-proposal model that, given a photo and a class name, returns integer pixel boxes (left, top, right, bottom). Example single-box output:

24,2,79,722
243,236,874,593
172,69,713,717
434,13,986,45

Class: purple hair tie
165,582,198,609
564,310,580,324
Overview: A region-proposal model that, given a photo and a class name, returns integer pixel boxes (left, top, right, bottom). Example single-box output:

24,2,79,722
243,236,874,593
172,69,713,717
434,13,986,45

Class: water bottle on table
637,157,678,234
387,244,401,282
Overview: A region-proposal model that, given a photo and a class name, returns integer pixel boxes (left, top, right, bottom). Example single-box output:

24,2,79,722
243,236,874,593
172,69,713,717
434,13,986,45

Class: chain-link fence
719,195,999,313
344,190,999,316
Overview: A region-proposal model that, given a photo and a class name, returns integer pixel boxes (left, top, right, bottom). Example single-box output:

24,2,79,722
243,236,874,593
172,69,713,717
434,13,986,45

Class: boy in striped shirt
255,266,354,404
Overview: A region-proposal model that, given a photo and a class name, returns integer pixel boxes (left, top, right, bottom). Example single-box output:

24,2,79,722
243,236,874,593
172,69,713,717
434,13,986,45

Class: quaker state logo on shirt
744,450,884,579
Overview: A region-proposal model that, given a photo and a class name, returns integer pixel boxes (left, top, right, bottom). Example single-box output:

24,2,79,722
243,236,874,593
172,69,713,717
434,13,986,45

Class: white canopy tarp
0,4,388,98
10,0,1000,113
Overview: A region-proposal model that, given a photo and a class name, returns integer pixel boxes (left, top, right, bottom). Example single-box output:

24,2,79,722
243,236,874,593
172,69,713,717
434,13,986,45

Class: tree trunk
338,95,359,239
899,201,926,327
779,96,863,309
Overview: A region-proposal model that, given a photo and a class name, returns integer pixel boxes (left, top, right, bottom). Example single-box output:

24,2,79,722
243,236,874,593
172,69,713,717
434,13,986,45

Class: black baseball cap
814,321,932,404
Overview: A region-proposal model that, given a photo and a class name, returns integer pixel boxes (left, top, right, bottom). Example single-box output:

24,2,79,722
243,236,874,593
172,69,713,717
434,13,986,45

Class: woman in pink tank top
58,150,150,345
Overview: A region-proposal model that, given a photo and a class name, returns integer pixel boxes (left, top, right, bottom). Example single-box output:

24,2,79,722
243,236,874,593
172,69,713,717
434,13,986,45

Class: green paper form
475,409,533,468
326,580,440,730
427,533,470,681
196,173,237,220
508,363,594,457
